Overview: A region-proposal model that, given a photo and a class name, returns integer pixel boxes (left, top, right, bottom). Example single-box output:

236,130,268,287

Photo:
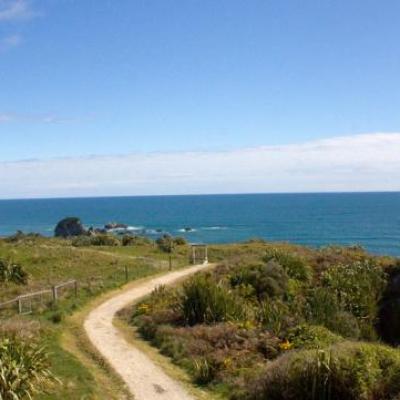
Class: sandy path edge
84,264,210,400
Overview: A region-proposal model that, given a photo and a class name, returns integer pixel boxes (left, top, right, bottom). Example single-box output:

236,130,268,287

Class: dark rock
54,217,86,237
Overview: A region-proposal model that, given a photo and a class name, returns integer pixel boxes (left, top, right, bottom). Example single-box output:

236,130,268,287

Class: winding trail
84,264,210,400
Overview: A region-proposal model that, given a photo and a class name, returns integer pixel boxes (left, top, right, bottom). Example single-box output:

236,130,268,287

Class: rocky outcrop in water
54,217,86,237
105,222,128,230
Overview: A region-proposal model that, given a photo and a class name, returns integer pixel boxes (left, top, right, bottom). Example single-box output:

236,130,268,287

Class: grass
0,235,191,399
0,237,190,302
2,236,396,399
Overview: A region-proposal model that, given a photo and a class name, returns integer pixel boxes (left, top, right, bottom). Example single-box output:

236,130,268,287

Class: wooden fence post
52,286,58,303
169,255,172,271
125,266,128,282
18,298,22,314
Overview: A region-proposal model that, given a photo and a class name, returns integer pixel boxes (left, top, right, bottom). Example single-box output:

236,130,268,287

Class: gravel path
84,264,210,400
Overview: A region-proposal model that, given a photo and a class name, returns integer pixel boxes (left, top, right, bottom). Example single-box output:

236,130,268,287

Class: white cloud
0,133,399,199
0,0,36,21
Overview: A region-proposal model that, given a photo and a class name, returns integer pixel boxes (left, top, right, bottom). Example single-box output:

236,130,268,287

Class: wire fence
0,262,163,317
0,247,207,317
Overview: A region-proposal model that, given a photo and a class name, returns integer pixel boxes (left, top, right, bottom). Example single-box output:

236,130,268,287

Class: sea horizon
1,189,399,202
1,192,399,256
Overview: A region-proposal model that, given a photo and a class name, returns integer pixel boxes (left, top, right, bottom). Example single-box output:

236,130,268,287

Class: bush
321,260,386,319
181,274,245,325
321,261,386,338
50,310,64,324
174,236,187,246
89,234,120,246
257,300,291,336
156,235,175,253
0,259,28,285
4,231,42,244
264,249,312,282
327,311,360,339
122,235,136,246
230,260,288,301
72,234,120,247
0,337,56,399
307,287,340,326
238,342,400,400
191,357,216,384
71,235,92,247
286,324,342,349
121,235,152,246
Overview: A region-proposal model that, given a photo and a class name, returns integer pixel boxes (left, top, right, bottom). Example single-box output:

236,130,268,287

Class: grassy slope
2,238,393,399
0,236,190,399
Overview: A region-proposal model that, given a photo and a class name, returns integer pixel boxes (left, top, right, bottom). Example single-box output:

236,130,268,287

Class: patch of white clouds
0,0,37,21
0,0,40,53
0,133,399,199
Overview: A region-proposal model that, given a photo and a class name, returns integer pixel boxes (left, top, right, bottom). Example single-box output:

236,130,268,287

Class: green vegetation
0,233,190,399
0,319,56,400
156,234,188,253
0,259,28,285
2,232,400,400
238,342,400,400
127,242,400,399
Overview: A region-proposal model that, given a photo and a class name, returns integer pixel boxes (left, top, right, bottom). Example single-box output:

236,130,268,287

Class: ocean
0,192,399,256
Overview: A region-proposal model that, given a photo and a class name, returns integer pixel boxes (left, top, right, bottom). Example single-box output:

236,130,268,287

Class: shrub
156,235,175,253
71,234,120,246
238,342,400,400
0,337,56,399
307,287,340,326
256,300,291,336
174,236,187,246
89,234,120,246
115,234,152,246
134,285,180,319
71,235,92,247
327,311,360,339
0,259,28,285
122,235,136,246
181,274,245,325
321,260,386,322
50,310,64,324
306,288,361,339
264,249,312,282
4,231,42,244
286,324,342,350
230,260,288,301
191,357,216,384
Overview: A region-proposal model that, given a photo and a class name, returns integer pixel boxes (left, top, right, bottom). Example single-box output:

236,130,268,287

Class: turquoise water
0,193,399,256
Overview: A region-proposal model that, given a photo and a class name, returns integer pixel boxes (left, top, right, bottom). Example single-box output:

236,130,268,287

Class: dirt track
84,264,210,400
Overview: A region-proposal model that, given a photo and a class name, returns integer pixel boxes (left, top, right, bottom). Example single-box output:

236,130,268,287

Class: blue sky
1,0,400,197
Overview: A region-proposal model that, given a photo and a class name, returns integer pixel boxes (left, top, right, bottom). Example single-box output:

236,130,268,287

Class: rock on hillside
54,217,86,237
